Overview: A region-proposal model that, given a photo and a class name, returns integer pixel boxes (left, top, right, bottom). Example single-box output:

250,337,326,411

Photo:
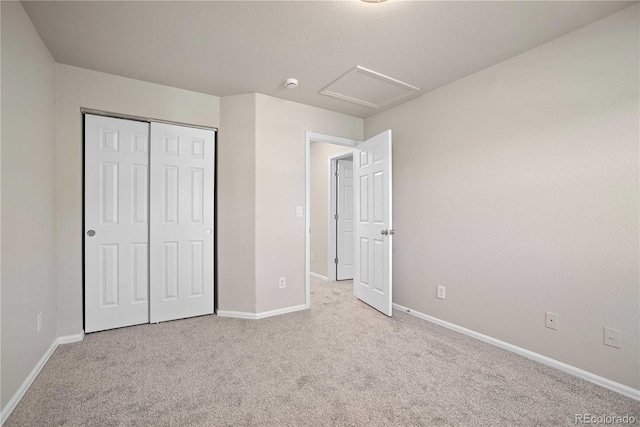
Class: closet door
149,123,215,323
84,115,150,333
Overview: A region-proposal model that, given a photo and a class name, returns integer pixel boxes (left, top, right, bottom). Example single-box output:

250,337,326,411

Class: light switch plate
296,206,303,217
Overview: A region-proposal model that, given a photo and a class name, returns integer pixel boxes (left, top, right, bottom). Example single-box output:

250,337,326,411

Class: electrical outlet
37,312,42,332
437,286,445,300
603,327,621,349
279,277,286,289
545,312,558,330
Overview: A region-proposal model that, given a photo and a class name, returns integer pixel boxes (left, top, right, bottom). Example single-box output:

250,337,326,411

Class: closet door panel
150,123,215,323
84,114,150,333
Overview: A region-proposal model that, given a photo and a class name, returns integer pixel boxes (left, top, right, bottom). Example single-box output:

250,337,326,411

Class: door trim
305,132,360,309
80,107,218,132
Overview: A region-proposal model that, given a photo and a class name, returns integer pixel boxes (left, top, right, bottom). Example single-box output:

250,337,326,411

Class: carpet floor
6,277,639,426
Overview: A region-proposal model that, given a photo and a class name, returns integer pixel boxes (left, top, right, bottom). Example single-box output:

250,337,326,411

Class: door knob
381,230,388,235
87,230,96,237
206,229,212,234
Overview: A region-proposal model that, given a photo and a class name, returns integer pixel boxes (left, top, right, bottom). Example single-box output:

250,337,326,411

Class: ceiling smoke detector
284,78,299,89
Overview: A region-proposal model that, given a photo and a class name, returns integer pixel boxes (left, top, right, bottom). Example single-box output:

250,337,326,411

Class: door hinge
334,258,338,264
335,170,339,176
334,214,339,220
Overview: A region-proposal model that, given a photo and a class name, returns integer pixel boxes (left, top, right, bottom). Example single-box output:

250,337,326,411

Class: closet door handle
87,230,96,237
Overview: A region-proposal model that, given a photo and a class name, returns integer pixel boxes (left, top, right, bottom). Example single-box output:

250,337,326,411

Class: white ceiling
22,1,635,118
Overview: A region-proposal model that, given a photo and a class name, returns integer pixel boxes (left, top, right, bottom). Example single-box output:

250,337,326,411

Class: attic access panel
320,66,420,109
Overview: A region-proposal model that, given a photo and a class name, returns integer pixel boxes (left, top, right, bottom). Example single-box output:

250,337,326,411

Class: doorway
328,152,355,283
305,133,359,308
305,130,394,316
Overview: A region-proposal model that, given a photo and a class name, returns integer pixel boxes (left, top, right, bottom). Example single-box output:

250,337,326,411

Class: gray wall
55,64,220,336
217,94,363,314
218,94,257,313
310,143,354,278
1,1,58,409
254,94,363,313
364,5,639,388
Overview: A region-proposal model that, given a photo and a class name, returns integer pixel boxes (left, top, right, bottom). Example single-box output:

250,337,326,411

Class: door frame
327,151,354,284
305,132,360,308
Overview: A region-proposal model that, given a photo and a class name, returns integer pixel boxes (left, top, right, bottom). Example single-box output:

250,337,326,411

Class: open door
354,130,393,316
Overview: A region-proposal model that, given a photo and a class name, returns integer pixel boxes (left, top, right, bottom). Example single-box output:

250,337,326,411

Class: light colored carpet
6,277,639,426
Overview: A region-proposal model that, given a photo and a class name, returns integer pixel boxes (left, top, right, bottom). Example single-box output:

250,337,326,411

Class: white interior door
84,114,150,333
354,130,393,316
336,159,354,280
150,122,215,323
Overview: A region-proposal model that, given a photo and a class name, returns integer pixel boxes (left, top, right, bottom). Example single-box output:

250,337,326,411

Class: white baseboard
0,340,57,425
1,332,85,425
392,303,640,402
309,272,328,281
256,304,306,319
216,310,257,319
218,304,307,320
57,332,85,344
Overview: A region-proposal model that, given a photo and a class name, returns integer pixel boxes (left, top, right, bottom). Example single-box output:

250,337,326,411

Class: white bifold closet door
84,115,215,333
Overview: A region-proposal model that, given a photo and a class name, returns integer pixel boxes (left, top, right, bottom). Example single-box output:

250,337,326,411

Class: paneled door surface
336,159,354,280
84,114,150,333
354,130,393,316
149,122,215,323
